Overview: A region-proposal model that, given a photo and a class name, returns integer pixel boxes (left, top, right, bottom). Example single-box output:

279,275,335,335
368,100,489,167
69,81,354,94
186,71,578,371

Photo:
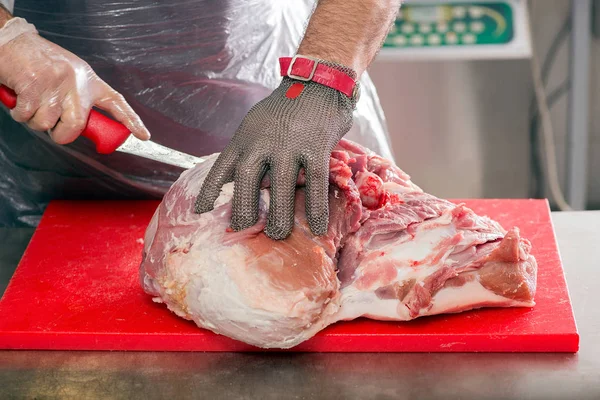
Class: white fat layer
425,279,532,316
143,194,339,348
149,236,329,349
337,278,532,323
336,287,410,321
356,211,459,288
382,180,422,194
389,226,450,264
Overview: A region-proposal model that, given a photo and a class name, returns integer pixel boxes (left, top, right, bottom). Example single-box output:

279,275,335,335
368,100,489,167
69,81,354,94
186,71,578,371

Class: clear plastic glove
195,74,356,240
0,17,150,143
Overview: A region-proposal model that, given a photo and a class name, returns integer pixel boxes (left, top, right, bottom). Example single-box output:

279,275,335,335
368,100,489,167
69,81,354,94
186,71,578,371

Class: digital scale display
406,6,448,23
384,2,514,48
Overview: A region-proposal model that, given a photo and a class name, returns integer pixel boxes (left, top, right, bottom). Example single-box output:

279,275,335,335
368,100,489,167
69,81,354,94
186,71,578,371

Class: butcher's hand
0,17,150,143
195,65,357,240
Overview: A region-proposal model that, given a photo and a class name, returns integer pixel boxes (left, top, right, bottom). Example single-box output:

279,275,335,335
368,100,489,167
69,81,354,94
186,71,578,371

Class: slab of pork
140,139,537,349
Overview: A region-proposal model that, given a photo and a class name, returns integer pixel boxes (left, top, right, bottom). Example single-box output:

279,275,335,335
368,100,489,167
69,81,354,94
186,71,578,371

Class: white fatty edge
336,278,533,323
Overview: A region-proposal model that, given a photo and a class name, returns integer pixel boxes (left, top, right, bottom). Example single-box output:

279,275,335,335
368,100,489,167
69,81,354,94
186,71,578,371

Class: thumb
9,90,39,123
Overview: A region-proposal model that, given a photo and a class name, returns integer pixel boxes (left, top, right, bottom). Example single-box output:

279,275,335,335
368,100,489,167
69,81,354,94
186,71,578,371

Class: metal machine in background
370,0,593,210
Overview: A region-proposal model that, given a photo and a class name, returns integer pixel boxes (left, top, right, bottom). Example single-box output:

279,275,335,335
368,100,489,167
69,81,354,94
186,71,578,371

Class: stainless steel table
1,212,599,400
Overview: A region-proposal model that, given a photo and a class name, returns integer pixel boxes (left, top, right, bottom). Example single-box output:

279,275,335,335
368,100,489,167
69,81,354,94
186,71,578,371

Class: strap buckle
352,84,361,102
287,55,319,82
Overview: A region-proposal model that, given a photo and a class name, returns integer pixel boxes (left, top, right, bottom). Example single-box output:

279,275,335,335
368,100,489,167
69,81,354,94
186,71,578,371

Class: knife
0,85,204,170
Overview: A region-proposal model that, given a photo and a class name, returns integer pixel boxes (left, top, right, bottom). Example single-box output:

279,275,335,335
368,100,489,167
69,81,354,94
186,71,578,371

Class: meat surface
140,139,537,349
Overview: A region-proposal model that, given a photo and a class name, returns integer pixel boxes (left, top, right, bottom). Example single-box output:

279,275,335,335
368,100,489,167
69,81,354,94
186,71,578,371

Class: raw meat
140,139,537,349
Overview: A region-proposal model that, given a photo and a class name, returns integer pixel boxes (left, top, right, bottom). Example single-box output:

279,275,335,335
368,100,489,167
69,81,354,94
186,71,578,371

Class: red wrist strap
279,56,358,99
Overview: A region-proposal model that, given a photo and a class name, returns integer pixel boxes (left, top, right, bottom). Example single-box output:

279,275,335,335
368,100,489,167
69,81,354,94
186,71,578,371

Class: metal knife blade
0,84,204,169
117,135,204,169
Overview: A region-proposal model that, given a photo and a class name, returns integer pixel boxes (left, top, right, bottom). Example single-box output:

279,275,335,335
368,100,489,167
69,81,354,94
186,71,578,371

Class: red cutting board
0,199,579,352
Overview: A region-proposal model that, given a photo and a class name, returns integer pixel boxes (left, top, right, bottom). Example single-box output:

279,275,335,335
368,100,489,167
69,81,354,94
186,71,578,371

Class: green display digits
385,2,514,48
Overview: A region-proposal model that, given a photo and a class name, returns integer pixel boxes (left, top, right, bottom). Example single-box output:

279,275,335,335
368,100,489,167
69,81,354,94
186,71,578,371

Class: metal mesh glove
195,67,357,240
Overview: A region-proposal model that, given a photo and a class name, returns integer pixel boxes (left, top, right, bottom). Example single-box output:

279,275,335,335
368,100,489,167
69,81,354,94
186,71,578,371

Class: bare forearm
298,0,401,77
0,4,12,27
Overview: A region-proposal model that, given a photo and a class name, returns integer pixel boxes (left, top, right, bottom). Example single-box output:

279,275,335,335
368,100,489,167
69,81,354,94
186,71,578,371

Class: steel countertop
0,211,599,400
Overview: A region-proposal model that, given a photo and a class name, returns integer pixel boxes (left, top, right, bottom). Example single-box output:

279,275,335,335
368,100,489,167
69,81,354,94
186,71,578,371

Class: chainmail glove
195,61,357,240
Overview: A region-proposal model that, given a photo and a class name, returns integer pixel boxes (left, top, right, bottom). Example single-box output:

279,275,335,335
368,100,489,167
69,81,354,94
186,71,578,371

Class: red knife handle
0,84,130,154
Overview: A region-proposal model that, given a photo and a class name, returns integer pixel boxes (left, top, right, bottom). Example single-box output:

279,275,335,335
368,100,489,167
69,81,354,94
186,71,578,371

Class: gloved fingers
94,84,151,141
303,157,331,236
195,148,237,214
27,100,63,132
10,89,40,123
49,92,90,145
231,153,268,231
265,159,300,240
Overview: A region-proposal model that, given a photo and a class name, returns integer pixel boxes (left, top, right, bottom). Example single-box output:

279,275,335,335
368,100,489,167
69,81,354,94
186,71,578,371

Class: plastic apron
0,0,393,226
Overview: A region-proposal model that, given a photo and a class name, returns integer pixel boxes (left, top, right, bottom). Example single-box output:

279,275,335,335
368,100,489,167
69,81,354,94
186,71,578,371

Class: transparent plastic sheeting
0,1,393,227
